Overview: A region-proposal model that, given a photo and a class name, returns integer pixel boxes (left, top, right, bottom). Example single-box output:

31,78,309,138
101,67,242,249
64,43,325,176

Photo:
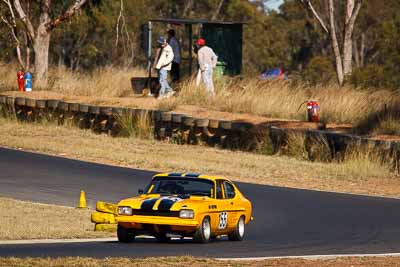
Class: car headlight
118,206,133,215
179,209,194,219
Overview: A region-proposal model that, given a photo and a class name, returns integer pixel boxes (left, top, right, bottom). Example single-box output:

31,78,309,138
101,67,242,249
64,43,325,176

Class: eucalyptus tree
0,0,89,84
298,0,363,85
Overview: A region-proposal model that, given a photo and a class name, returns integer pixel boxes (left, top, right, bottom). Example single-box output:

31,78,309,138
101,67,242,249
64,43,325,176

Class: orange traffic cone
78,190,87,209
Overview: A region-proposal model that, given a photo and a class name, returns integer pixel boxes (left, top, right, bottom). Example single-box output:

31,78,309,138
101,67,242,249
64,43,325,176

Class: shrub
302,56,336,85
351,64,387,89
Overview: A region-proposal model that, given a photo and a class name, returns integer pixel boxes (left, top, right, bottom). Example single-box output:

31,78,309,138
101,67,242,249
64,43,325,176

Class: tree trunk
212,0,225,20
360,32,365,67
34,27,51,85
353,38,360,68
328,0,344,85
342,0,355,79
33,4,51,86
342,28,353,78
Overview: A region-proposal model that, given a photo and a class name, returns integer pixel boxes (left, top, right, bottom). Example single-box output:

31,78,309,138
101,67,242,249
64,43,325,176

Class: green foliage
0,0,400,90
302,56,336,85
351,64,387,89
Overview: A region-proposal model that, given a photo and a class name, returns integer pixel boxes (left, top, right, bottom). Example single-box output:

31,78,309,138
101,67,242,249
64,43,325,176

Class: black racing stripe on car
158,198,180,211
140,198,159,211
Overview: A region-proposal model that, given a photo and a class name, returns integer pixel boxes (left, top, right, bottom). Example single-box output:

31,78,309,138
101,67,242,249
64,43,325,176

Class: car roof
153,173,232,182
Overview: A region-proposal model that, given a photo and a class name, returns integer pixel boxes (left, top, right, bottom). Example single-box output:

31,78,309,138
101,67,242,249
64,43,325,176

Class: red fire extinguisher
307,100,320,122
17,71,25,92
297,100,320,122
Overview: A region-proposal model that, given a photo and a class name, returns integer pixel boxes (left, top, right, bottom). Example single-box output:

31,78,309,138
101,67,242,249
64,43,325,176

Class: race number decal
218,211,228,229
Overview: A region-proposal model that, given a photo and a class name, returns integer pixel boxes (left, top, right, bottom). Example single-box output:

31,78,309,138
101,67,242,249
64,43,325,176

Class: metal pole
188,24,193,76
147,21,152,71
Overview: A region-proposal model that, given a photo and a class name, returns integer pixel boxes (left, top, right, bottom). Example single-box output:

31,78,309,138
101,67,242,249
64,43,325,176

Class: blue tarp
260,68,287,80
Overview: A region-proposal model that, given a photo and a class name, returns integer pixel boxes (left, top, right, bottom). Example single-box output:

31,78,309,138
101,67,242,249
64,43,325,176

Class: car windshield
145,177,214,197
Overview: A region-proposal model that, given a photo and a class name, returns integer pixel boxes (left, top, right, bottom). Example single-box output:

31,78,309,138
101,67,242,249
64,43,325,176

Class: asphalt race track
1,147,400,258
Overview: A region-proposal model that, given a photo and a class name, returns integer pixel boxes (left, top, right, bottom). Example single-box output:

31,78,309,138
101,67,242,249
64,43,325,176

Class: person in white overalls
196,38,218,96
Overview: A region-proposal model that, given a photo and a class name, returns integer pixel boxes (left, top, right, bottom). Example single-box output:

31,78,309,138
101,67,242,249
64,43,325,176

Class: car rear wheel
117,224,135,243
228,216,245,241
193,216,211,243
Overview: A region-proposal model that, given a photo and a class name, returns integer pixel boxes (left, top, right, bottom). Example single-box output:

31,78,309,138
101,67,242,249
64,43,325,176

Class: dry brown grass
0,198,111,240
174,78,399,124
115,111,154,139
0,117,398,198
343,144,393,179
372,115,400,136
0,63,17,92
0,63,146,97
2,63,399,128
1,256,400,267
46,66,146,97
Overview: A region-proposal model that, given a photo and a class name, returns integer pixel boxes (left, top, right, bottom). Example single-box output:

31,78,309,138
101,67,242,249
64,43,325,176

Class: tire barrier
1,94,400,173
94,223,118,232
91,201,117,232
158,111,172,140
91,212,116,224
96,201,117,214
171,113,184,143
0,96,6,116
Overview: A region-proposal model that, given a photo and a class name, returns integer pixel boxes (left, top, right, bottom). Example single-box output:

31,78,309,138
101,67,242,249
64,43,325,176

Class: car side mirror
138,189,144,194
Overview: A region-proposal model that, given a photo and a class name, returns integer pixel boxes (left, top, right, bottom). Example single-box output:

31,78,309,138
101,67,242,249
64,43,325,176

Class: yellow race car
116,172,253,243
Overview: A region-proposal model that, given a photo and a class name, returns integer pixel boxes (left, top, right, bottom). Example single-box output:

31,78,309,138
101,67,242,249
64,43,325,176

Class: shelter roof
149,18,245,25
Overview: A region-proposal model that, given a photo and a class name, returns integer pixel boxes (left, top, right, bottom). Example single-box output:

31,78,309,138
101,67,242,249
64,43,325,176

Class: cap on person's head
157,36,166,44
196,38,206,46
167,29,175,36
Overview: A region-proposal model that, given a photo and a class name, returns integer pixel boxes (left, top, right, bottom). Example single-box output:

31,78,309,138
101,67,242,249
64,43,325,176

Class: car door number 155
218,211,228,229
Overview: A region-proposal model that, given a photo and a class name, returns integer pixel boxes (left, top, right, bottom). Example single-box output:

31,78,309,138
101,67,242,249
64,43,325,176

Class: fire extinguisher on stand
17,71,25,92
297,100,320,122
24,71,33,92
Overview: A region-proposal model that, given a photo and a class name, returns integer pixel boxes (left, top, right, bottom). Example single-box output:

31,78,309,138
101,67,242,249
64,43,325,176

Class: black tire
117,224,135,243
193,216,211,243
155,233,170,243
228,216,245,241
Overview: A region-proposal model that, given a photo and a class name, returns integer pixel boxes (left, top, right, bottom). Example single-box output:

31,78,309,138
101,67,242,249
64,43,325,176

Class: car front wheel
193,216,211,243
117,224,135,243
228,216,245,241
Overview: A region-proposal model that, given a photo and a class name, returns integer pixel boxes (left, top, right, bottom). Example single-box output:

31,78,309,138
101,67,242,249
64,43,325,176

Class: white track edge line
216,253,400,261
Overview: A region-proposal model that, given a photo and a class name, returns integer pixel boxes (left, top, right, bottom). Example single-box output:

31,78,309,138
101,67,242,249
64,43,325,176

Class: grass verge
0,198,111,240
115,111,154,139
0,117,398,198
1,256,400,267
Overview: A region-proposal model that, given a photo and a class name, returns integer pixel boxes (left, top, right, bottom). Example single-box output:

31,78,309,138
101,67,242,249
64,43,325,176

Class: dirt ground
370,134,400,141
1,256,400,267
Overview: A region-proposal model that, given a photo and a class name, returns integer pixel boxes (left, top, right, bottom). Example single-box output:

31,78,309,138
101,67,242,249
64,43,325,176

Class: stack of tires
91,201,118,232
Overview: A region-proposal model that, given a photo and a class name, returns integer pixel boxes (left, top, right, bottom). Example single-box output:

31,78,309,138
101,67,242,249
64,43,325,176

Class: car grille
132,210,179,217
